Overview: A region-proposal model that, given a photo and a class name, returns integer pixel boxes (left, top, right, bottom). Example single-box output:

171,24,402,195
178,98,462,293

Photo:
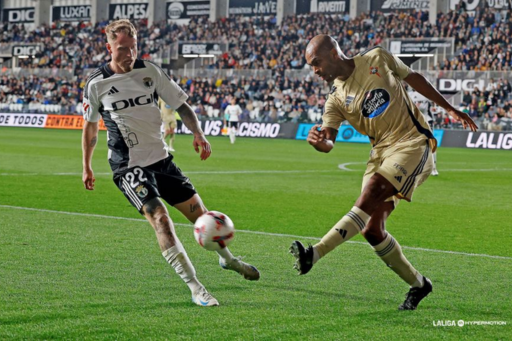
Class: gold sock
373,233,423,287
314,206,370,260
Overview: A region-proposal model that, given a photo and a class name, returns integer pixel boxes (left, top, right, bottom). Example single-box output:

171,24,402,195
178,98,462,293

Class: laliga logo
438,79,485,92
168,2,185,19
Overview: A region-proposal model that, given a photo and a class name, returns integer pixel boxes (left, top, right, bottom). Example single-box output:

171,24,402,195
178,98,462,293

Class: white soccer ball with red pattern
194,211,235,251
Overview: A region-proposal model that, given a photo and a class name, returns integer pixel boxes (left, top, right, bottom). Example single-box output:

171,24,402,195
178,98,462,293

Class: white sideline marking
337,162,512,172
338,162,366,171
1,204,511,261
3,167,512,177
0,170,337,176
439,168,512,172
188,170,336,174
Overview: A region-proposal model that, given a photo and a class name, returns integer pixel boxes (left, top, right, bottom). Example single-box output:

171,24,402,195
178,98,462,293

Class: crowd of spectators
431,5,512,71
0,74,85,114
2,5,511,72
458,78,512,130
1,5,512,129
177,74,330,123
0,20,159,71
0,9,434,71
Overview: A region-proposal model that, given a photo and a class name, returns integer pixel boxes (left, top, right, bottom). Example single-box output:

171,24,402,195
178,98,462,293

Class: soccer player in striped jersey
82,20,259,308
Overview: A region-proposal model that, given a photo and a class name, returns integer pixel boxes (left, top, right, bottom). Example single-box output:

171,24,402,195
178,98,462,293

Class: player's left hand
193,133,212,160
447,108,478,132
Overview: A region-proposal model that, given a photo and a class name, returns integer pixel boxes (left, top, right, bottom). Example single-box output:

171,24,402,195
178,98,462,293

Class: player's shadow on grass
255,282,397,305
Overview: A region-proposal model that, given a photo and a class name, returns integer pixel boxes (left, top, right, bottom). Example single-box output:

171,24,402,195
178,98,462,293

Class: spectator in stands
2,7,512,132
482,112,495,130
478,97,488,116
468,98,479,118
462,90,472,105
486,78,497,92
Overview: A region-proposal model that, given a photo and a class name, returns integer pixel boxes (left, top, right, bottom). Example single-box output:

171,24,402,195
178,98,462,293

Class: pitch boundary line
337,162,512,172
2,167,512,177
1,204,511,261
0,170,337,176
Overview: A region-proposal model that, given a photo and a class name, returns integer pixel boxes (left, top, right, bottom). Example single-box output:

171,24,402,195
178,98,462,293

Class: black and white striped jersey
83,59,188,174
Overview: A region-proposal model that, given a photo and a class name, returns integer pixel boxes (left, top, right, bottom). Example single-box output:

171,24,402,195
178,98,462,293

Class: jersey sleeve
322,95,346,130
150,62,189,109
380,48,412,80
83,80,101,122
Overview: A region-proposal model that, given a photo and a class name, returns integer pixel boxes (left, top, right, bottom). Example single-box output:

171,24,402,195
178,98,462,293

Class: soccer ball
194,211,235,251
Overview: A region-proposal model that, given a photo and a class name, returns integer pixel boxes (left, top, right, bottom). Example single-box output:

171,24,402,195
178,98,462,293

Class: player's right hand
83,168,95,190
193,133,212,161
447,109,478,132
307,124,325,146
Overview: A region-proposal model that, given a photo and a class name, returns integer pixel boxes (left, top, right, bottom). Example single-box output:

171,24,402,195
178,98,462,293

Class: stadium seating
1,7,512,129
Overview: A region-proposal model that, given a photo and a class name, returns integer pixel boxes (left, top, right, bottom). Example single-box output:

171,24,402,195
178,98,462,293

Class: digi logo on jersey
361,89,390,118
112,93,154,111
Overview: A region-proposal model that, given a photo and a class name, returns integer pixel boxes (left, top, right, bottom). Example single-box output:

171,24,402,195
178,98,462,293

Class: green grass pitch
1,127,511,340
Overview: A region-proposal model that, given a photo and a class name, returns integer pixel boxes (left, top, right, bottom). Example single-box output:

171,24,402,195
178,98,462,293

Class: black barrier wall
441,130,512,150
3,114,512,150
176,121,298,139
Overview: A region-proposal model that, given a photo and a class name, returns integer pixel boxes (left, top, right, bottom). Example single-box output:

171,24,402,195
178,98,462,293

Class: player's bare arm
82,120,99,190
404,71,478,131
176,102,212,160
307,124,337,153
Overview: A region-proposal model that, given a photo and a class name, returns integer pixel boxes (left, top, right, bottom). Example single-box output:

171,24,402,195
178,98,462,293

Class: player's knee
365,175,394,196
361,223,386,245
154,213,171,232
357,174,397,213
144,199,171,229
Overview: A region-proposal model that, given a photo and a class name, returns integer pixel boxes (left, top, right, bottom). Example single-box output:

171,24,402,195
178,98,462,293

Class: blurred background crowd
1,5,512,130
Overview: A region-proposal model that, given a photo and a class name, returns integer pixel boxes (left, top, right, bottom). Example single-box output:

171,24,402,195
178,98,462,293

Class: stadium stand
1,7,512,129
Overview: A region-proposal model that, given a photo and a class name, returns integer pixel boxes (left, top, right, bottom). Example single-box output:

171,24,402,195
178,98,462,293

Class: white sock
313,248,320,263
412,275,425,288
162,242,203,293
229,129,236,144
216,247,235,263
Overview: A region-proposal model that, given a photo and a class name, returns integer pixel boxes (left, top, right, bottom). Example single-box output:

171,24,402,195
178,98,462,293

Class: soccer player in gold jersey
290,35,477,310
158,97,177,152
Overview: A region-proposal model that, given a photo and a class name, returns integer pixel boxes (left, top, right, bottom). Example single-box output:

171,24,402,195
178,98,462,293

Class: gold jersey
158,97,176,123
322,47,436,151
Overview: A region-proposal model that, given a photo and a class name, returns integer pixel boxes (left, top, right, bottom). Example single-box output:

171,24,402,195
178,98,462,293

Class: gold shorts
162,113,177,129
362,137,433,206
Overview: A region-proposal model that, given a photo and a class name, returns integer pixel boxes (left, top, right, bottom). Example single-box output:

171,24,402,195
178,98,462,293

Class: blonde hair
105,19,137,42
